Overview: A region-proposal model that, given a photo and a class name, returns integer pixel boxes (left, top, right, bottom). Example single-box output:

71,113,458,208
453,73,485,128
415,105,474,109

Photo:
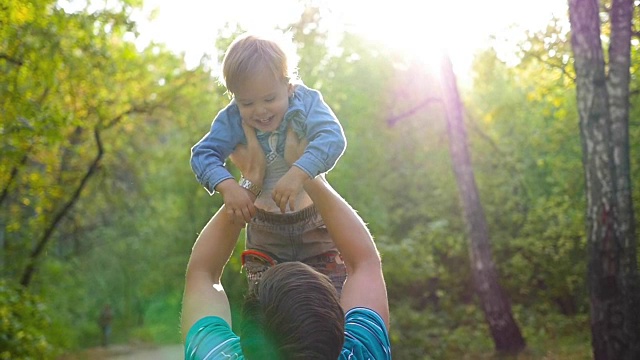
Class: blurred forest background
1,0,639,359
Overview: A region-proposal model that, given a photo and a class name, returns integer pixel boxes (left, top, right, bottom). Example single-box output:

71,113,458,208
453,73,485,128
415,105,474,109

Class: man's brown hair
240,261,345,359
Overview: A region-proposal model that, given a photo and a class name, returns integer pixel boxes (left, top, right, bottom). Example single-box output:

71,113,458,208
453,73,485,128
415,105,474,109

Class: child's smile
234,70,292,133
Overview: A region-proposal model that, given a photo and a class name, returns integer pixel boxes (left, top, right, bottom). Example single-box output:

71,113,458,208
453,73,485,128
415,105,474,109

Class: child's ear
287,83,294,97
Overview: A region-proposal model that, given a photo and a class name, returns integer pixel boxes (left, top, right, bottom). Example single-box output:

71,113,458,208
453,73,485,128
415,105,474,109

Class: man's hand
226,122,266,222
284,125,308,166
273,126,310,213
229,122,266,184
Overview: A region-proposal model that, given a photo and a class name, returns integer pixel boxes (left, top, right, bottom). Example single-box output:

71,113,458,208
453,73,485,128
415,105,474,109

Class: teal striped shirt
185,307,391,359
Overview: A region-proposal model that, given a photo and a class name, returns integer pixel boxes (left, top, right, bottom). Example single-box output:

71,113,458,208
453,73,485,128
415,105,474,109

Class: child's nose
256,105,268,116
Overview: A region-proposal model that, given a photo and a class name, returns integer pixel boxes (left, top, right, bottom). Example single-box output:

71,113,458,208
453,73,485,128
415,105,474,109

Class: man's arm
303,177,390,329
180,206,244,340
182,121,266,340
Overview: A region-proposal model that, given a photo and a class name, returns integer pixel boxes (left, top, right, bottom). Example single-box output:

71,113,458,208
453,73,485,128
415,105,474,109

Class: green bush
138,292,183,344
0,280,61,360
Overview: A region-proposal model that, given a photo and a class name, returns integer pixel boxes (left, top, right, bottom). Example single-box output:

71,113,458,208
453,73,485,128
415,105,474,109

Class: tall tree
567,0,640,358
439,53,526,354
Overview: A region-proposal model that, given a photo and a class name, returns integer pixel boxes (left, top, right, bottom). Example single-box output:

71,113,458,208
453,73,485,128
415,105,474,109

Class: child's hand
273,166,309,213
217,179,256,223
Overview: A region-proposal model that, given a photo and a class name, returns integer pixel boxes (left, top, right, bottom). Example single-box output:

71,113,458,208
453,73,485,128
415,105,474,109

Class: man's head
240,261,345,359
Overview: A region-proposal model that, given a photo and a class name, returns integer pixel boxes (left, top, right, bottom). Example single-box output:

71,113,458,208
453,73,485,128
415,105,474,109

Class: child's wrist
215,178,237,195
289,165,311,182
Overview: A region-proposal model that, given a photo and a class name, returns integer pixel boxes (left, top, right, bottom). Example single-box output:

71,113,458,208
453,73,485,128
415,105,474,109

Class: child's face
234,71,292,133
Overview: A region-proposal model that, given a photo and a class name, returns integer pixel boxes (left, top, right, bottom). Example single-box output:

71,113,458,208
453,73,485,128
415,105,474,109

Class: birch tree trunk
440,54,526,354
568,0,640,358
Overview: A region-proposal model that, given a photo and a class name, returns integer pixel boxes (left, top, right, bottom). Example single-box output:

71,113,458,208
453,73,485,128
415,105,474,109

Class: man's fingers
273,193,286,214
227,208,239,224
284,126,299,166
226,207,249,224
229,145,248,172
241,208,252,223
286,124,296,138
288,197,295,212
242,121,258,144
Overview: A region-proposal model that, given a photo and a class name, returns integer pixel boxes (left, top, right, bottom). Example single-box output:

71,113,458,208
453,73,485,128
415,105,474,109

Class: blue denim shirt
191,83,346,194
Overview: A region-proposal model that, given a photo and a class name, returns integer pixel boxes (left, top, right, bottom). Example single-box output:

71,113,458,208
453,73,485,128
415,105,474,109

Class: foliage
0,280,64,359
2,0,639,358
1,0,157,284
131,292,183,344
467,46,588,315
1,0,218,352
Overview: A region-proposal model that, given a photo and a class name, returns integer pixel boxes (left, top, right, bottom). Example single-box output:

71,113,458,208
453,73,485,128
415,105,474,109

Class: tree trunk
440,53,526,354
607,1,640,326
568,0,640,358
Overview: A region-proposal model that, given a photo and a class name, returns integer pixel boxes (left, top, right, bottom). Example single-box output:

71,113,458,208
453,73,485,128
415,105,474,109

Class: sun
326,0,467,76
322,0,566,86
134,0,567,82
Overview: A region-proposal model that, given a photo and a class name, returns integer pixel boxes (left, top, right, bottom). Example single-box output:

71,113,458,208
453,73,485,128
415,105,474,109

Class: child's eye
265,97,275,102
240,102,253,107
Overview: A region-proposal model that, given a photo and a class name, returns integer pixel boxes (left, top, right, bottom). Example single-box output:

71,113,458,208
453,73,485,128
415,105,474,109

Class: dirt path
60,344,183,360
107,344,183,359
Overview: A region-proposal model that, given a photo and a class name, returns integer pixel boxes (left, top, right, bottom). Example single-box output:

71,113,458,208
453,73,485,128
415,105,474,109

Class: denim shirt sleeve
190,104,246,195
289,85,347,178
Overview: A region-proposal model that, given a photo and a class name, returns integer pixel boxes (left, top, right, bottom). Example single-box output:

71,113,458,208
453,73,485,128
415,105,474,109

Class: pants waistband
254,205,318,224
242,248,341,265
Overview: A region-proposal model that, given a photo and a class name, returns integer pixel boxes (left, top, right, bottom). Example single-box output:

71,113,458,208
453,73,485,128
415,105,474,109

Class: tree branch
18,103,159,287
102,103,163,129
0,53,23,66
525,51,576,83
20,127,104,287
387,97,443,127
0,153,29,207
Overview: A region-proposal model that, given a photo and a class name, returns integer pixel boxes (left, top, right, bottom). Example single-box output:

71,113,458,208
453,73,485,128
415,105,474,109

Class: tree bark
568,0,640,358
607,0,639,315
440,53,526,354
